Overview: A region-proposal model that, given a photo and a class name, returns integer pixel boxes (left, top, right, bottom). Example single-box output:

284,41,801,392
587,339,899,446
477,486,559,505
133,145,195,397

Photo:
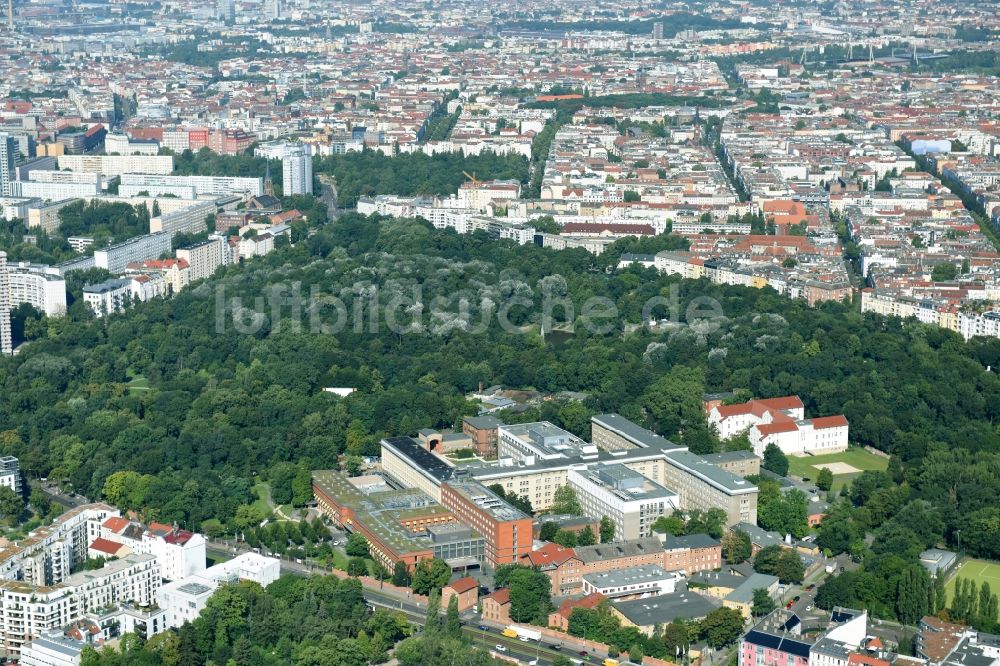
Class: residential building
0,554,159,657
0,456,21,495
149,201,217,237
441,576,479,612
282,145,312,195
0,133,17,197
82,278,131,317
462,415,502,457
19,632,86,666
741,608,867,666
105,133,159,156
661,533,723,574
120,174,263,198
56,155,174,177
0,251,11,355
93,233,172,275
567,463,680,540
520,542,582,596
7,262,67,316
175,236,230,282
481,589,511,625
548,593,605,631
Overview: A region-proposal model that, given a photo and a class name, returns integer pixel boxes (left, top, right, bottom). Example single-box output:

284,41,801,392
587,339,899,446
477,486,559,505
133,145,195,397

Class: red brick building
442,576,480,612
440,480,533,568
482,589,511,625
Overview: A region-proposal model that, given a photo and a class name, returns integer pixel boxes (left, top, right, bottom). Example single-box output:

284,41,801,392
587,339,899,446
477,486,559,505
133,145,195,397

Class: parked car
495,645,507,653
478,625,489,631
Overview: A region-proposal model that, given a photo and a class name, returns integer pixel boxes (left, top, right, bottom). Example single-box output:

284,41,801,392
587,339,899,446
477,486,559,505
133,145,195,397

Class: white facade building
175,236,230,282
56,155,174,177
93,233,172,274
568,464,680,541
120,174,263,198
7,262,67,316
19,632,85,666
82,278,131,317
581,564,682,599
709,395,849,457
0,251,11,355
282,145,312,195
157,553,279,629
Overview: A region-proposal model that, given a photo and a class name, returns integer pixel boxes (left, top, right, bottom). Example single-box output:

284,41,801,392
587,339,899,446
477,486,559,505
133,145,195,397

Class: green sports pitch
946,559,1000,603
786,447,889,489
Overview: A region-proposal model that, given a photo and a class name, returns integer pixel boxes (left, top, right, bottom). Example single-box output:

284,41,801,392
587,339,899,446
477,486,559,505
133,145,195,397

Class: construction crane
462,171,481,189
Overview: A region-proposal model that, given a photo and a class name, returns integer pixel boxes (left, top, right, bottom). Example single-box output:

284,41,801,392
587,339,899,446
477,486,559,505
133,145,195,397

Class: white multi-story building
0,456,21,496
105,133,159,156
708,396,848,457
98,517,206,583
7,262,67,316
0,251,11,355
569,464,680,541
82,278,131,317
157,553,279,629
56,155,174,177
19,632,85,666
129,273,167,302
9,180,101,200
149,201,216,237
120,174,263,198
175,236,229,282
282,145,312,195
0,133,18,197
162,130,191,153
93,233,172,274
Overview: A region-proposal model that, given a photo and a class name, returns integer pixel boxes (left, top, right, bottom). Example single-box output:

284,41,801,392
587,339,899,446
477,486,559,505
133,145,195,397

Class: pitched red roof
552,593,606,619
90,537,125,555
485,589,510,605
811,415,849,429
523,542,577,568
102,516,130,533
447,576,479,594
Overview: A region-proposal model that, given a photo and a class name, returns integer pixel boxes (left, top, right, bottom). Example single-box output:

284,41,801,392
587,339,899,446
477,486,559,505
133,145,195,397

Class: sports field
786,447,889,489
946,559,1000,603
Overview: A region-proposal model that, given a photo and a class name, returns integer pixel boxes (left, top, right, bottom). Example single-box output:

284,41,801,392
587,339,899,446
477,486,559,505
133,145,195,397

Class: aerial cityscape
0,0,999,665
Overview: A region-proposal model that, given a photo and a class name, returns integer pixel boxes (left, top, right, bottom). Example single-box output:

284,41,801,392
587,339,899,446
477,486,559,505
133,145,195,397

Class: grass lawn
126,374,151,394
786,447,889,489
946,558,1000,603
251,482,273,518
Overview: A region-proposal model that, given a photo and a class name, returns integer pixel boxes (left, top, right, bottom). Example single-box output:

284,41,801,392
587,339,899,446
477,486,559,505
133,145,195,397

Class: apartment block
175,236,230,282
0,252,11,355
82,278,131,317
120,174,263,198
6,262,67,316
93,233,172,274
56,154,174,177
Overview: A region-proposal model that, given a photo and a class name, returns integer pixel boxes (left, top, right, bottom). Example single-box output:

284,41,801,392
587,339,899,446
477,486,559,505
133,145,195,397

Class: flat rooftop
500,422,594,458
572,463,678,504
583,564,673,589
445,480,529,522
313,469,467,555
591,413,682,450
664,449,757,495
612,591,721,626
382,436,455,482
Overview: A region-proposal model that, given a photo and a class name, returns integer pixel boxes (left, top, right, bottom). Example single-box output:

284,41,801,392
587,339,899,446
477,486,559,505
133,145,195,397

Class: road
206,542,608,665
